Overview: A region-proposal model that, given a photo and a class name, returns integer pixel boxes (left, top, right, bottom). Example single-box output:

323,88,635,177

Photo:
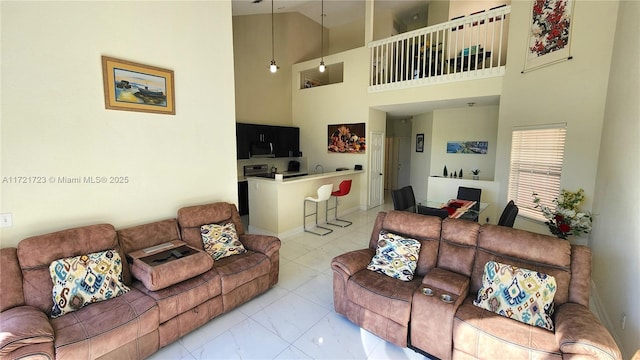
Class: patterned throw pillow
201,222,246,260
49,249,129,318
474,261,557,331
367,231,421,281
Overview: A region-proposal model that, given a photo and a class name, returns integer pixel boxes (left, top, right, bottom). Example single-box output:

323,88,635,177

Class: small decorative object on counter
459,168,463,178
471,168,480,180
443,165,448,177
454,171,458,178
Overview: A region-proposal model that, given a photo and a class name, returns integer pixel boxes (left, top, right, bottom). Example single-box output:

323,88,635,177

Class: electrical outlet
0,213,13,228
621,313,627,330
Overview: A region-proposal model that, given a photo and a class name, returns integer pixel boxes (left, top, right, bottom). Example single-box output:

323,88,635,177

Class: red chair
326,180,353,227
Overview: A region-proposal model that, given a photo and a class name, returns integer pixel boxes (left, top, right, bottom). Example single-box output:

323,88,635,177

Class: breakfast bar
247,170,364,236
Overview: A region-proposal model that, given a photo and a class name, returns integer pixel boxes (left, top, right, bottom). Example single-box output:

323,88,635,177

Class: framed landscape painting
102,56,175,115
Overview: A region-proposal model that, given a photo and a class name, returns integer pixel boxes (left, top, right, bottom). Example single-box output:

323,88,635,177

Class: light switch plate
1,213,13,228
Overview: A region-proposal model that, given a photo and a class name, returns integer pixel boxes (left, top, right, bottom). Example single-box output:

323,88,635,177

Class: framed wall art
523,0,575,73
446,141,488,154
328,123,366,154
416,134,424,152
102,56,175,115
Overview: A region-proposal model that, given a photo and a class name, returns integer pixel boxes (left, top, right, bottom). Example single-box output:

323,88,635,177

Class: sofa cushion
49,249,129,318
51,287,158,359
454,297,561,359
367,231,421,281
0,306,54,355
474,261,557,331
214,250,271,295
132,269,221,324
17,224,121,315
347,269,421,325
0,247,24,312
201,222,247,260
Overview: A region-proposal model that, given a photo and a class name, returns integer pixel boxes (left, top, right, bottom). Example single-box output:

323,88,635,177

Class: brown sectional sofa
0,202,280,360
332,210,622,360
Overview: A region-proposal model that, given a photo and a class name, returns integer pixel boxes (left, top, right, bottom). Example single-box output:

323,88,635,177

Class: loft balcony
368,5,511,92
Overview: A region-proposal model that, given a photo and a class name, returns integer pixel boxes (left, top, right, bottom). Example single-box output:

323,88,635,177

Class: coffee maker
287,160,300,172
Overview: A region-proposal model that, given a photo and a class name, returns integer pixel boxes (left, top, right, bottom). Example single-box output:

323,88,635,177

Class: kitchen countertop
239,169,362,182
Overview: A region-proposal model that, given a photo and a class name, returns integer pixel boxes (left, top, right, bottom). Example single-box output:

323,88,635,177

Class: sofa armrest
0,306,54,356
239,234,281,258
555,303,622,360
331,249,375,277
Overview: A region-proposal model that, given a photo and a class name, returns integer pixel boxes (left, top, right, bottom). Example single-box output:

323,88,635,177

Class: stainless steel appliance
288,160,300,172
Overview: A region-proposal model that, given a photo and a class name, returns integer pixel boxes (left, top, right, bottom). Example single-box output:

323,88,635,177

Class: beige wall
494,0,618,237
409,112,434,202
329,18,365,55
233,12,325,125
430,105,498,181
591,1,640,357
0,1,238,248
292,48,371,207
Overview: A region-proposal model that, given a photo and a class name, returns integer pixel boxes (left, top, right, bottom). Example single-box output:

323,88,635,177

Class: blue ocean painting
447,141,488,154
113,68,167,107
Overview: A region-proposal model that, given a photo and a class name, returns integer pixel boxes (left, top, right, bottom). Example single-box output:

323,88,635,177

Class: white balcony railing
369,5,511,91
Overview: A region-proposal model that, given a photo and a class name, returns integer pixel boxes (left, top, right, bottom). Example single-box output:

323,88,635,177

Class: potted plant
471,169,480,180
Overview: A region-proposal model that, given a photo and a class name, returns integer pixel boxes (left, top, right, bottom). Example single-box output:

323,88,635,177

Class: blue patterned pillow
49,249,129,318
474,261,557,330
201,222,246,260
367,231,421,281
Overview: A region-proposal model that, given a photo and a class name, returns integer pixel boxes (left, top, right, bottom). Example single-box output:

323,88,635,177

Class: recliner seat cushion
347,269,421,325
214,250,271,295
454,297,561,359
50,288,158,359
132,269,221,324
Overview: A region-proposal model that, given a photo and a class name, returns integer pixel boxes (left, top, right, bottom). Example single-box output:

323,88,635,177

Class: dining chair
391,186,416,213
457,187,482,210
498,200,519,227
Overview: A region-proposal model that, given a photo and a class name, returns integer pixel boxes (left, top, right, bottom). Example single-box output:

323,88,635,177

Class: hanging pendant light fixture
269,0,278,73
318,0,325,72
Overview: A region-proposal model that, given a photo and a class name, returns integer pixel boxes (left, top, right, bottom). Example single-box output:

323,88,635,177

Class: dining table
418,198,489,220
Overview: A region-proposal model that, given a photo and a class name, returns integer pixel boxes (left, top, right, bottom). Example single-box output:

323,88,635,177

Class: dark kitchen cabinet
236,123,251,159
236,123,299,159
274,126,300,157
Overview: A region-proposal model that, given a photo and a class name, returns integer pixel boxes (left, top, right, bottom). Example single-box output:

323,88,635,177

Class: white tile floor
148,195,429,359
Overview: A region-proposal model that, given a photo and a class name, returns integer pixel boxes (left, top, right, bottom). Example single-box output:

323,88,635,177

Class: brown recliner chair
331,210,444,347
177,202,281,312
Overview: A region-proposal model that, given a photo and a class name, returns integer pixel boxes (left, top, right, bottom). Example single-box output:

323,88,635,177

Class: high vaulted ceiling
231,0,429,29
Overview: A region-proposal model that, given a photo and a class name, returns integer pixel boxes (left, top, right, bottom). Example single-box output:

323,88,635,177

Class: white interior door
369,131,384,208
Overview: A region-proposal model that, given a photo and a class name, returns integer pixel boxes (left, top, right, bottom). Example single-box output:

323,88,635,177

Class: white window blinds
508,124,567,221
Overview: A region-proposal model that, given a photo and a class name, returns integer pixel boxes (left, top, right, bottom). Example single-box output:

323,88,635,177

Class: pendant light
318,0,325,72
269,0,278,73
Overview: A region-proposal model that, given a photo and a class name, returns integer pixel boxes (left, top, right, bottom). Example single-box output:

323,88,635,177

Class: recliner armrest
0,305,54,356
555,303,622,360
239,234,281,257
331,249,375,277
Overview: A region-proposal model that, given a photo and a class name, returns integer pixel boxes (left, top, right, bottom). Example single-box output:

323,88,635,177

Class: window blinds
507,124,567,221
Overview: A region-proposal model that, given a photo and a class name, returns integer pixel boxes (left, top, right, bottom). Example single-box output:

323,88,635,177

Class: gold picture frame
101,56,175,115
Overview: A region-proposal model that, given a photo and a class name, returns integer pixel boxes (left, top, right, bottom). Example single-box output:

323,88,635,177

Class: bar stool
327,179,353,227
304,184,334,236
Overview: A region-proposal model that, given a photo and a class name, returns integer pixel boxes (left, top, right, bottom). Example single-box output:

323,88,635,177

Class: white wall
0,1,238,247
430,105,498,180
591,1,640,357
